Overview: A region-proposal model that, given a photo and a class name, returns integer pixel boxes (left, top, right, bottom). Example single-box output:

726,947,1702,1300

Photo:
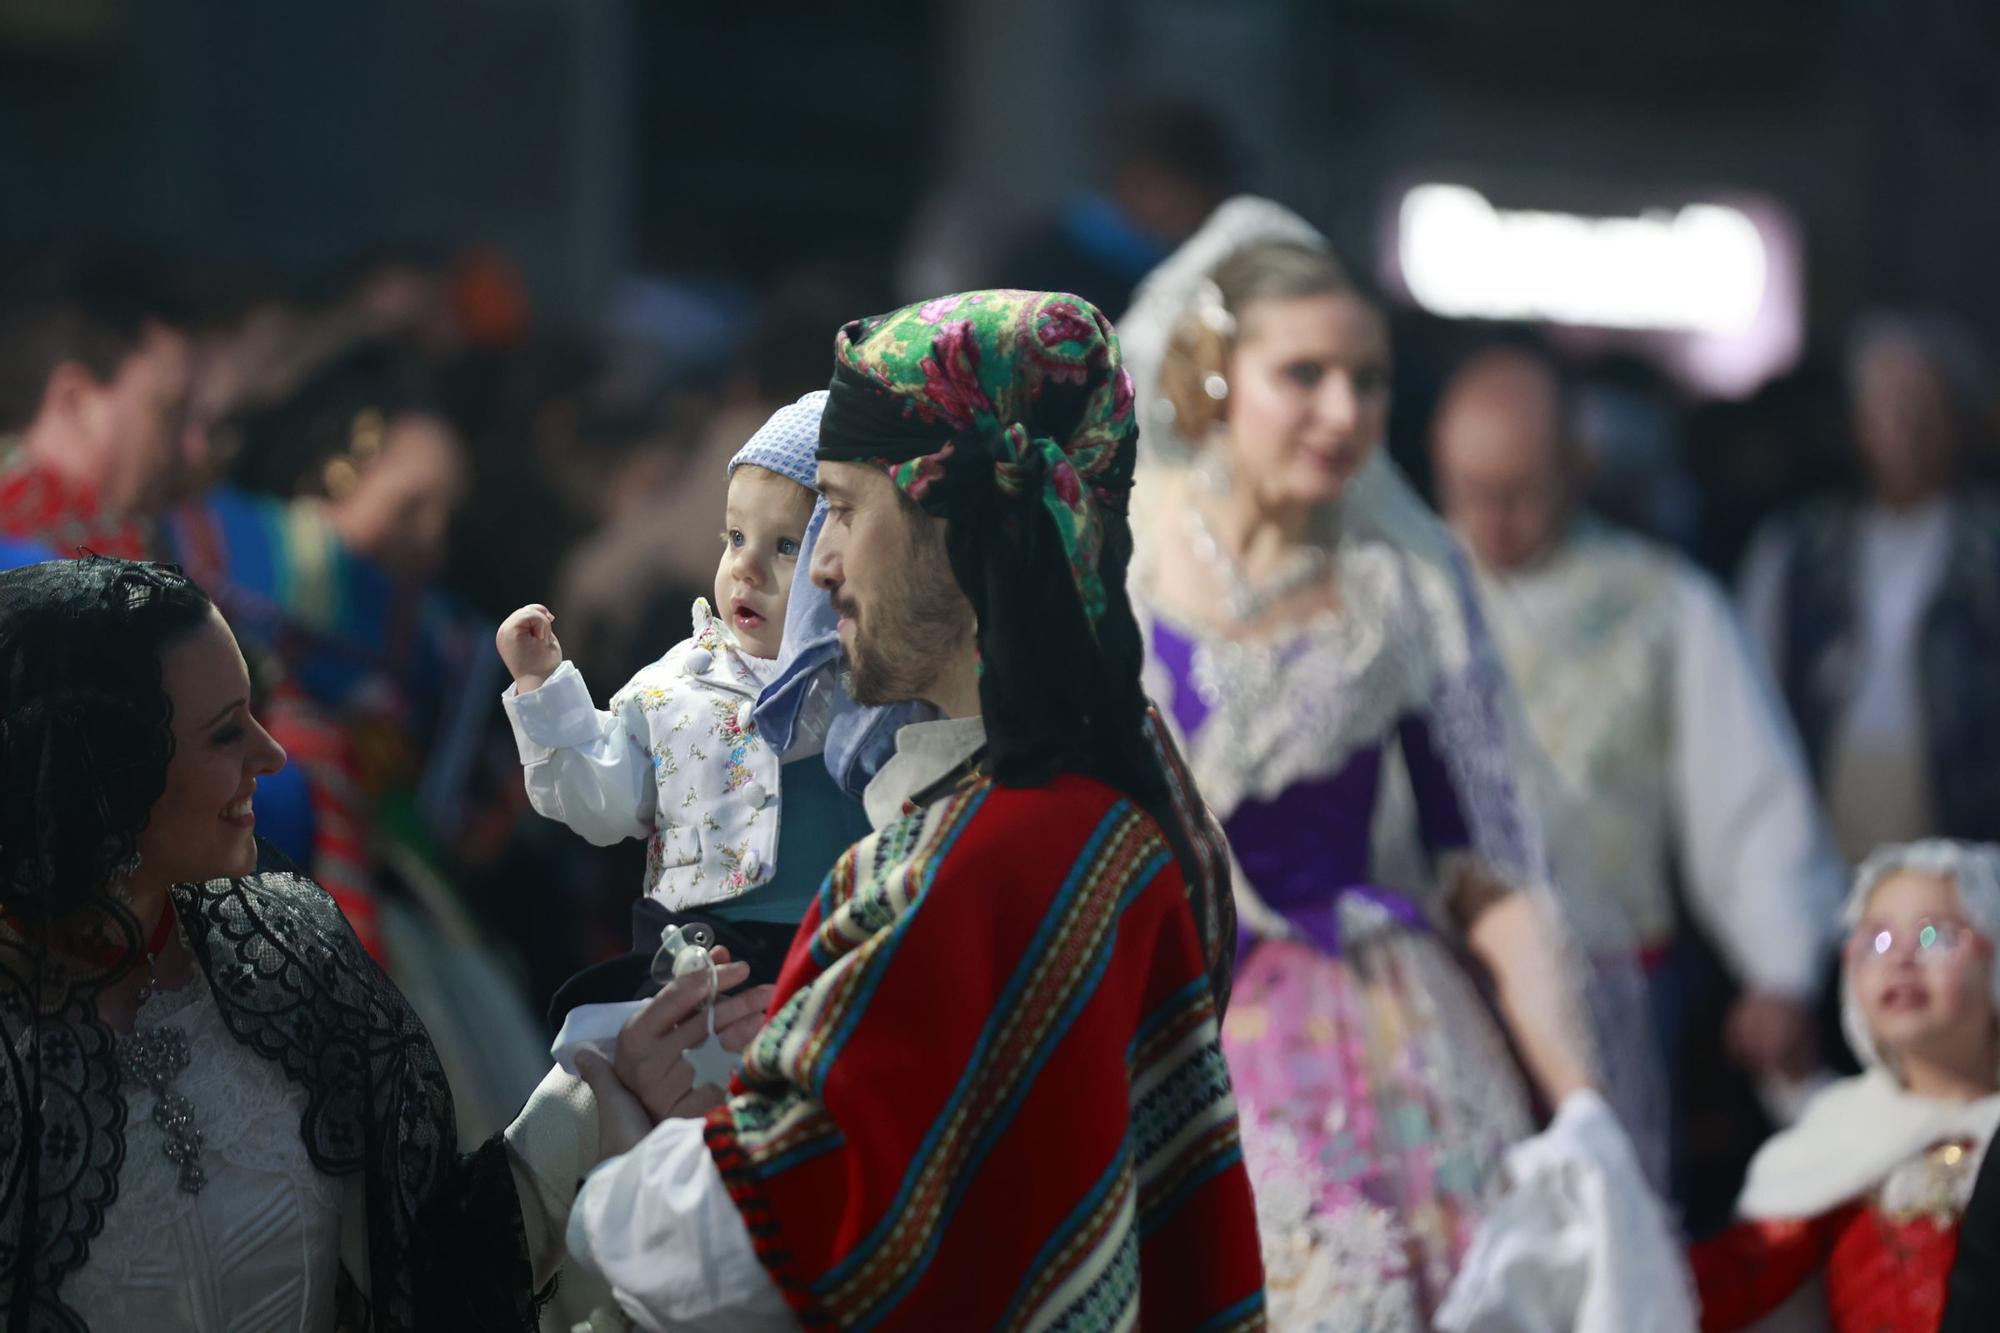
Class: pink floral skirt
1223,929,1535,1329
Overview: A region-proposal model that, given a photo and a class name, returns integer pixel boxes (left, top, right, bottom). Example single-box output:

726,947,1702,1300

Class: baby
1692,840,2000,1331
498,390,868,999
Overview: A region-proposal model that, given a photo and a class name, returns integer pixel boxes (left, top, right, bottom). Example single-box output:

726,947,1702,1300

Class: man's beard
847,556,972,707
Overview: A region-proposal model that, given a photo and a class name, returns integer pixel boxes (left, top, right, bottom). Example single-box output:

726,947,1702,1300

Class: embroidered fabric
1878,1138,1986,1223
1119,195,1668,1184
1228,921,1534,1330
62,969,343,1331
1165,542,1434,826
0,867,542,1332
1246,1116,1424,1332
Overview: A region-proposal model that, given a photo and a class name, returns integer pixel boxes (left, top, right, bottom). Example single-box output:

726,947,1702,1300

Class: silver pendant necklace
1182,490,1332,624
117,900,204,1194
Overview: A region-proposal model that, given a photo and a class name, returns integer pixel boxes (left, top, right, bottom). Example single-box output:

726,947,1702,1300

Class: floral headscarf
816,289,1153,798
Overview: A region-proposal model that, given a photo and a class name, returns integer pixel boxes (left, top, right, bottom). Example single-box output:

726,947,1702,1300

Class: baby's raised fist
498,603,562,690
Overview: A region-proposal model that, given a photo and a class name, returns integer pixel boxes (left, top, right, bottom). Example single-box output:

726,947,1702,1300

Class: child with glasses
1691,840,2000,1331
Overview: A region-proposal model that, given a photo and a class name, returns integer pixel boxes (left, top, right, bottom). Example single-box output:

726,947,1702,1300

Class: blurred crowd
3,97,1994,1232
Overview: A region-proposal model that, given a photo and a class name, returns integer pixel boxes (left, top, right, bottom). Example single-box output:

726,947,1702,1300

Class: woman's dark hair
226,338,445,503
0,558,214,922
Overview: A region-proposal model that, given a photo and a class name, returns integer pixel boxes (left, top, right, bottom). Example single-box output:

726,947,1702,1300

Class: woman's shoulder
187,869,374,957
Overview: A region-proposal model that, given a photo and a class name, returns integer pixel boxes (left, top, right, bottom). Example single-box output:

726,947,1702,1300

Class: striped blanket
706,772,1267,1330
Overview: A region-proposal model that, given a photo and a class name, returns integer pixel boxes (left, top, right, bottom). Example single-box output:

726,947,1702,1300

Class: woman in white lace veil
1119,197,1678,1329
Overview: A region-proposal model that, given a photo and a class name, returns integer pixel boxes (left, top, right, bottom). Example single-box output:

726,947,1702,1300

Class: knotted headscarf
817,289,1153,800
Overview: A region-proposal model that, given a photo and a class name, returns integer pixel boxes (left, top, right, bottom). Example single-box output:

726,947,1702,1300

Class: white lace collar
863,716,988,831
1138,543,1439,820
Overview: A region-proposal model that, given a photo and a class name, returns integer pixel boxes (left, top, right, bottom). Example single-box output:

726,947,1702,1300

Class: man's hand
574,1049,656,1160
1726,991,1817,1079
612,948,776,1123
498,603,563,692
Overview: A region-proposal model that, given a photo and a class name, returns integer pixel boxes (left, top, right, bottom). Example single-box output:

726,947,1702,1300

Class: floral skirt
1223,928,1535,1330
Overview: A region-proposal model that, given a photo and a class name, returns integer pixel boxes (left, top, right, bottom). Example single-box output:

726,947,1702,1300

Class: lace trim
60,969,343,1329
0,870,538,1332
178,873,454,1331
0,934,128,1332
70,971,338,1278
1157,543,1440,820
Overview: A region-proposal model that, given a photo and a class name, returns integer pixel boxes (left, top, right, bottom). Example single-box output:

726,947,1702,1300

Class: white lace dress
63,969,344,1332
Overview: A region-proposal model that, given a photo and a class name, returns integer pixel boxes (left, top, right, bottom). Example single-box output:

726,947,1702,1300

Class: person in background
0,245,193,559
1431,345,1844,1126
1740,312,2000,865
1119,199,1687,1330
1694,841,2000,1332
997,97,1233,317
167,257,307,498
169,340,476,844
165,341,545,1144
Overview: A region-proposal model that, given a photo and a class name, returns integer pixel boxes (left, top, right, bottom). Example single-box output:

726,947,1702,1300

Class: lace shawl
0,868,539,1332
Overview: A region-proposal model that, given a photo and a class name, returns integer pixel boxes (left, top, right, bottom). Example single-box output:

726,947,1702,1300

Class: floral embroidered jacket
503,598,815,911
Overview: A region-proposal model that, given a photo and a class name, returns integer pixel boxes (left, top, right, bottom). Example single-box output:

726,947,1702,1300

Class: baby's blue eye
778,538,800,557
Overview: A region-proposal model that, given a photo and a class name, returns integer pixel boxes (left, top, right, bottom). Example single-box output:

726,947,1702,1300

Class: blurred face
1221,292,1390,510
136,607,288,886
714,466,814,659
92,323,193,513
1433,364,1572,571
326,412,468,580
812,461,973,707
1848,869,1997,1074
1114,163,1217,245
1853,337,1958,508
180,306,294,487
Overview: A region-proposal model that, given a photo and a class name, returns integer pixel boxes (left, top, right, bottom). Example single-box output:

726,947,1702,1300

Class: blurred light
1397,184,1768,335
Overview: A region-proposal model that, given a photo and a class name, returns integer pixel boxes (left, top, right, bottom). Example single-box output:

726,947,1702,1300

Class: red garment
1693,1204,1961,1332
706,774,1267,1331
261,691,384,961
0,450,153,560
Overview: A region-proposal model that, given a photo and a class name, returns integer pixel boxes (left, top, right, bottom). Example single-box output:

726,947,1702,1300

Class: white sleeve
1670,566,1842,998
500,660,655,846
502,1065,599,1288
566,1117,796,1332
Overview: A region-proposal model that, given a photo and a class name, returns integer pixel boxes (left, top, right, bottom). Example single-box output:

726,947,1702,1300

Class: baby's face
715,466,816,660
1849,869,1996,1064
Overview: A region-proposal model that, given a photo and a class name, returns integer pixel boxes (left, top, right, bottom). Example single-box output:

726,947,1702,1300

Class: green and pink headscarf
816,289,1152,796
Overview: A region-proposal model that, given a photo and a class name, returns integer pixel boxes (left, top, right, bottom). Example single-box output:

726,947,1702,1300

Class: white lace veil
1118,196,1667,1181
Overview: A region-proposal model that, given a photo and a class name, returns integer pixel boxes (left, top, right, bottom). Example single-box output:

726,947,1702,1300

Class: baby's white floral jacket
502,599,814,910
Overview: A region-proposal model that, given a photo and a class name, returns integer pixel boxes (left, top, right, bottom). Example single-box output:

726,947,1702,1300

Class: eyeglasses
1847,918,1984,966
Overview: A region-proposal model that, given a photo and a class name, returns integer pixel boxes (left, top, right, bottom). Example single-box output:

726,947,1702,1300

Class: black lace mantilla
0,868,538,1331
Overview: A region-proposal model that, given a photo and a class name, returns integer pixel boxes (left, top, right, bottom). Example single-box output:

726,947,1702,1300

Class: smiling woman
0,557,544,1332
